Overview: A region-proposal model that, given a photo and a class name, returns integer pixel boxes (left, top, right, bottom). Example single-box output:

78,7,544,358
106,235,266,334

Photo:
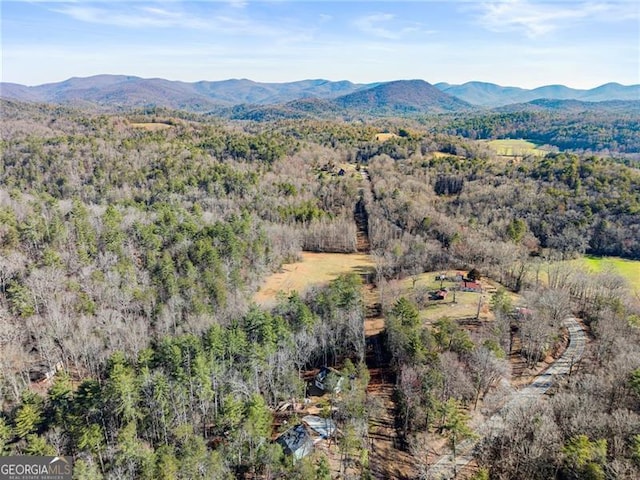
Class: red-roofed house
460,281,482,293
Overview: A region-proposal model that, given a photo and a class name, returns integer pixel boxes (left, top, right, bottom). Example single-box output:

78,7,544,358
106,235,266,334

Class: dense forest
1,99,639,479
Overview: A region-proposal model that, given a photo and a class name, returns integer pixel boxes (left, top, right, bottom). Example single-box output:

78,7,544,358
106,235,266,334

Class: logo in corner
0,456,73,480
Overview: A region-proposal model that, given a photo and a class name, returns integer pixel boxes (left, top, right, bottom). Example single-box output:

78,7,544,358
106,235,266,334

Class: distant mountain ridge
0,75,368,111
215,80,472,120
435,81,640,106
494,98,640,115
0,75,637,115
333,79,471,114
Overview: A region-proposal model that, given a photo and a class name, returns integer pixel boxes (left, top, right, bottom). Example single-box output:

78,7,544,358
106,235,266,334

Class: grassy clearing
336,163,359,175
419,290,489,323
375,132,398,142
254,252,374,305
431,151,464,159
529,256,639,293
486,139,547,157
129,122,173,131
575,256,640,291
391,272,510,324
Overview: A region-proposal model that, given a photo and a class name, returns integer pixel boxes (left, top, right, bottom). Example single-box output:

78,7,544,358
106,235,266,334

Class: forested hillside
1,100,639,479
434,107,640,157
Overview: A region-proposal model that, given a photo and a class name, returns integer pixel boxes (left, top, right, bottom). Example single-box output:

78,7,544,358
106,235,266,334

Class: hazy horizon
4,74,639,91
2,1,639,89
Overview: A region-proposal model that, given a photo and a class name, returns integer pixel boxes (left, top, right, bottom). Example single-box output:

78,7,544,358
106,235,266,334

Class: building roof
302,415,337,439
276,424,314,460
315,366,344,393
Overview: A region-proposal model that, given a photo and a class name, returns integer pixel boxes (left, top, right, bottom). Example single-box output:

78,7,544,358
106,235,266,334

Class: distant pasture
375,132,399,142
129,122,173,131
486,139,548,157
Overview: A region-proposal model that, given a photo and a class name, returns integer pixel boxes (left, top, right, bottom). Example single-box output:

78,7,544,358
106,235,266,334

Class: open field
526,256,639,293
389,271,510,324
375,132,398,142
431,151,463,159
419,290,490,323
575,256,640,292
254,252,375,305
485,139,548,157
129,122,173,131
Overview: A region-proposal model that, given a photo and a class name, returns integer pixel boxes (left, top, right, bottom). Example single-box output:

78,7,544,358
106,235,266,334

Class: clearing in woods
485,139,548,157
431,151,464,159
388,272,503,324
534,256,640,293
254,252,374,305
129,122,173,131
577,255,640,292
375,132,399,141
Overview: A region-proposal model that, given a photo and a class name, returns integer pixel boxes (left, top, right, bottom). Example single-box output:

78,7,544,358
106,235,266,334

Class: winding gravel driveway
428,317,586,479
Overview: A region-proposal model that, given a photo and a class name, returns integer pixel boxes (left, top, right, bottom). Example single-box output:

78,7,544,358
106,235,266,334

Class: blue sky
2,1,638,88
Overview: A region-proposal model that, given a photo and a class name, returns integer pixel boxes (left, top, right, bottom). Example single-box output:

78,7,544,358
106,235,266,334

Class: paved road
428,317,586,479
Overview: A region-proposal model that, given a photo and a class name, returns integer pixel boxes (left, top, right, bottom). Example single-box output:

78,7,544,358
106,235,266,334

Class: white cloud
354,13,399,39
353,12,431,40
50,2,288,37
53,4,209,29
475,0,639,38
211,14,286,36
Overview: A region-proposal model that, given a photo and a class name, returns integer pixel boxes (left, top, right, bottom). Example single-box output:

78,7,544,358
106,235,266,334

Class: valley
2,0,639,476
0,86,639,479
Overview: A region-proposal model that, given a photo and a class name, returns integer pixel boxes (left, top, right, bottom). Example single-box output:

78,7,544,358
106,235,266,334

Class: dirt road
428,317,586,479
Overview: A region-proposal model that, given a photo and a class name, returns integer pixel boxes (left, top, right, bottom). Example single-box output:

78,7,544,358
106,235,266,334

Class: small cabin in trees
276,424,314,460
30,361,63,384
314,366,344,393
303,415,337,441
276,416,337,460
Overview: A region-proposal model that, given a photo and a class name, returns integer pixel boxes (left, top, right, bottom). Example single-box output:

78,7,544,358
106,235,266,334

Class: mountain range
435,81,640,106
1,75,638,115
0,75,367,111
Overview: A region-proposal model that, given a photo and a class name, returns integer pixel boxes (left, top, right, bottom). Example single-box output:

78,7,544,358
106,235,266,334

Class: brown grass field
375,132,398,142
254,252,375,305
129,122,173,131
430,151,459,158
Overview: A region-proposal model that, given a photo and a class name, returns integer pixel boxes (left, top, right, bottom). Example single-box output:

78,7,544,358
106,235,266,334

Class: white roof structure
302,415,337,440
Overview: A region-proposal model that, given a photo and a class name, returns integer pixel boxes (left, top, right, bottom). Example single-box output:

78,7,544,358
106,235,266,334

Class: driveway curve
428,317,586,479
